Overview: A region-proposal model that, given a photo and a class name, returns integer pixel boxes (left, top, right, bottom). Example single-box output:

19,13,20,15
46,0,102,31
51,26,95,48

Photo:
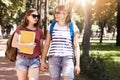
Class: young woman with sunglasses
12,8,44,80
41,5,80,80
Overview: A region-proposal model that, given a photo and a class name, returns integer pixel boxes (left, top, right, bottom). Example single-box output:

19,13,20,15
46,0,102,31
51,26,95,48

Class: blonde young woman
12,9,44,80
41,5,80,80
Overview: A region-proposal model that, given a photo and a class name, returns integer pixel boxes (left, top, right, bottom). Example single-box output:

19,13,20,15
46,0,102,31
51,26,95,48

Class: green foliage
76,20,84,33
1,0,12,7
74,74,90,80
80,55,107,80
93,0,117,26
105,61,120,80
0,0,26,38
0,0,26,25
91,24,99,32
78,43,120,80
90,43,120,61
79,54,120,80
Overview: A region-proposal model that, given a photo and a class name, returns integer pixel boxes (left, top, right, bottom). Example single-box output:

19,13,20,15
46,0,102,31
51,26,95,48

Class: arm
40,30,51,71
74,31,80,75
41,30,51,64
12,32,36,49
12,32,19,48
40,39,44,53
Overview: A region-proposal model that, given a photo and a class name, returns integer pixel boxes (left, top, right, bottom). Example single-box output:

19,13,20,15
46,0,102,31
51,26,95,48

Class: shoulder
36,28,44,38
37,28,42,32
47,21,57,31
70,22,77,27
70,22,79,33
36,28,43,35
15,25,21,33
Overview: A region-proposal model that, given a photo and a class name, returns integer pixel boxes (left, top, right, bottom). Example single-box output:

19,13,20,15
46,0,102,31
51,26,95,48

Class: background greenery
75,42,120,80
0,0,120,80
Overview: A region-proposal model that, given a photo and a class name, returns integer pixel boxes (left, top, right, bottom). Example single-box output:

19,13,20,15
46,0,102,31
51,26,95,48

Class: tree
0,0,26,37
82,2,92,57
93,0,116,43
116,0,120,46
44,0,48,38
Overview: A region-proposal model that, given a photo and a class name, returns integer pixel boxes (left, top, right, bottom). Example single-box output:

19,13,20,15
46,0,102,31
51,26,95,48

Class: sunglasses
31,14,40,19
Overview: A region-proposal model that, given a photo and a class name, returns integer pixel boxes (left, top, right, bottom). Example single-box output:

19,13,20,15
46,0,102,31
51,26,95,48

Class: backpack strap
50,21,74,41
50,21,56,36
69,22,74,41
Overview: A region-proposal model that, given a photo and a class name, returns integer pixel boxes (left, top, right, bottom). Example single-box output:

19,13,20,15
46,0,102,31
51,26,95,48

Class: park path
0,39,49,80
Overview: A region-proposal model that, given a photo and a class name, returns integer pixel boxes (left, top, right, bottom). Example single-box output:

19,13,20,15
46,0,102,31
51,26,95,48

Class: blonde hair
54,5,71,24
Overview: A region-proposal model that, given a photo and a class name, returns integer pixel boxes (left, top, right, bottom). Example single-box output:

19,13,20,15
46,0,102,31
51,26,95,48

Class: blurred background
0,0,120,80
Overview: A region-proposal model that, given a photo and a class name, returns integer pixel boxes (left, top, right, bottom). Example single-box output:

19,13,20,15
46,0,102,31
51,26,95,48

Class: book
19,30,35,54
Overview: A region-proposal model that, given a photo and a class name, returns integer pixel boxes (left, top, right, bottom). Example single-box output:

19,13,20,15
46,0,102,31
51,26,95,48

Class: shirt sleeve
47,24,51,31
41,31,44,39
73,23,79,33
39,29,44,39
15,25,21,34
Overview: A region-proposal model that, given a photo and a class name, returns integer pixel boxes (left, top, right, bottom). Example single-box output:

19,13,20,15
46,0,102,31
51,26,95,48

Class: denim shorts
15,55,40,70
48,56,75,79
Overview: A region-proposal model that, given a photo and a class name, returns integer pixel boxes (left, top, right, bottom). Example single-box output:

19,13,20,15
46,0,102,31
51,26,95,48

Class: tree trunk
44,0,48,38
99,20,106,43
100,26,104,43
39,0,42,28
116,0,120,46
82,5,92,57
34,0,37,9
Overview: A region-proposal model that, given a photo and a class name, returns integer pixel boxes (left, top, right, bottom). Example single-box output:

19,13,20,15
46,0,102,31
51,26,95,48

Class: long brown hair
54,5,71,24
20,8,40,29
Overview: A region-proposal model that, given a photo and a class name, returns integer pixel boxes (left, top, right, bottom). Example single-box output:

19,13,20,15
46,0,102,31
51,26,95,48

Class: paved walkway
0,39,49,80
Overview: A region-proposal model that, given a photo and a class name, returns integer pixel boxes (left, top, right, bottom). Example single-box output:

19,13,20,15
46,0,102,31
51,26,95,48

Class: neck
26,24,36,30
58,21,67,26
27,23,34,28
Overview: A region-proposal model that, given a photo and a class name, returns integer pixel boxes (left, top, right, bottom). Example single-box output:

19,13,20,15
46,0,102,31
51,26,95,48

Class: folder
19,30,35,54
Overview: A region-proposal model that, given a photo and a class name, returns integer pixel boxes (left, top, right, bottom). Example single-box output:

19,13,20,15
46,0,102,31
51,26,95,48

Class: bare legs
17,68,39,80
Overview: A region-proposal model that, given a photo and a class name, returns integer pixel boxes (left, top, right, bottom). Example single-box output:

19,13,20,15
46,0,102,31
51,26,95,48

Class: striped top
47,22,79,56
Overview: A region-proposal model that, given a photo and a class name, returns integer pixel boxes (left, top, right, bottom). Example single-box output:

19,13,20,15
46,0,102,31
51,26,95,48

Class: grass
90,36,116,40
89,43,120,62
79,42,120,80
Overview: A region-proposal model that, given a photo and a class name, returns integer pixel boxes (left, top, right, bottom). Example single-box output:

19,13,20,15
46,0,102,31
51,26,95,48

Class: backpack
50,21,74,41
5,32,17,62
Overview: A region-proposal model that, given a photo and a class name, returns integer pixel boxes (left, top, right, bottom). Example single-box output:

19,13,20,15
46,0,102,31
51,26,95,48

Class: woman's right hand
18,43,36,49
27,43,36,49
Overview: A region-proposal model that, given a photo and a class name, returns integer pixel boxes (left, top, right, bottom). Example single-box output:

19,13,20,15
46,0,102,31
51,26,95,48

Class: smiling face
21,9,40,28
27,11,40,24
54,9,66,22
54,5,71,24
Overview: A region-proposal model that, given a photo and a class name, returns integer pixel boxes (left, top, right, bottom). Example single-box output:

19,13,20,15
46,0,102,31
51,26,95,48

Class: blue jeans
48,56,74,79
15,55,40,70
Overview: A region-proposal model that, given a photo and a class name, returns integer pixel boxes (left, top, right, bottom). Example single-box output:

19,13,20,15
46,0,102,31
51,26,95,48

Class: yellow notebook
19,30,35,54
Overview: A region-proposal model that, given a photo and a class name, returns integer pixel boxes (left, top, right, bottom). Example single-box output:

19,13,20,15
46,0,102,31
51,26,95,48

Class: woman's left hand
74,65,80,75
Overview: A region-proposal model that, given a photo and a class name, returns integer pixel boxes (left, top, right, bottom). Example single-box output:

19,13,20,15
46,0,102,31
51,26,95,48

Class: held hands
40,62,48,72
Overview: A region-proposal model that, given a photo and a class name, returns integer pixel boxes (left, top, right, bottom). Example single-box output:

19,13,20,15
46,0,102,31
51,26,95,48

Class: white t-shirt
47,22,79,56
